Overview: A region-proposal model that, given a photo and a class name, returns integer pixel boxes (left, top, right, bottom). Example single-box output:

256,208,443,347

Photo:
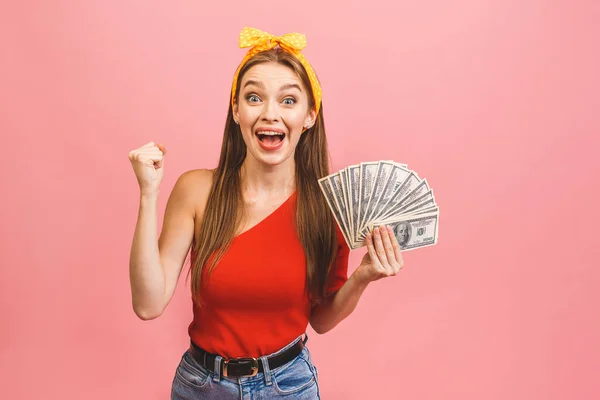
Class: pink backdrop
1,1,599,399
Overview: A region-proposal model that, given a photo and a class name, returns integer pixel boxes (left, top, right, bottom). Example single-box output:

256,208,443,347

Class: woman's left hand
353,225,404,284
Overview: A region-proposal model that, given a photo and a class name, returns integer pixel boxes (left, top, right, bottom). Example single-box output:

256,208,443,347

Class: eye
283,97,296,105
246,94,261,103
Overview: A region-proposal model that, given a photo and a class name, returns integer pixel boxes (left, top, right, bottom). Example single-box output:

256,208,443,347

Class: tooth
258,131,283,136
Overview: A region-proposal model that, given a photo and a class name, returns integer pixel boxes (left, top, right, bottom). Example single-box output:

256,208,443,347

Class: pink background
1,1,599,399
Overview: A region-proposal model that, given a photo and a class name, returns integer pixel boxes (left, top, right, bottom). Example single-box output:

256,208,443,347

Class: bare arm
309,226,404,333
309,274,370,334
129,169,210,320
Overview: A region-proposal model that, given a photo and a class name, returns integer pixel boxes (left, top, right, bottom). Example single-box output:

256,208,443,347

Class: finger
380,226,399,273
373,227,392,274
386,225,404,273
132,152,163,163
133,153,164,168
379,225,400,275
149,151,165,168
156,143,167,155
145,150,165,157
366,232,384,276
129,148,163,161
133,149,163,157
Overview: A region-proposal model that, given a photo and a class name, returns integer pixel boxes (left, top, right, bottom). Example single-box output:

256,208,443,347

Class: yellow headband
231,27,322,115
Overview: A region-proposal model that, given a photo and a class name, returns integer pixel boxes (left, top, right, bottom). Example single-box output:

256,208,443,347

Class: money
370,212,439,250
318,161,439,251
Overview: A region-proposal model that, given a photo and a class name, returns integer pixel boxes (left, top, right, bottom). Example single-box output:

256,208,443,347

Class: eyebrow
243,80,264,89
280,83,303,93
243,80,303,93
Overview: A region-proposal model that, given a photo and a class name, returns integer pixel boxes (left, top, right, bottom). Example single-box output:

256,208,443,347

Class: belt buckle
222,357,259,378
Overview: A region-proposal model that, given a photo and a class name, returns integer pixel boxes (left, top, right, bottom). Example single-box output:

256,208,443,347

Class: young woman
128,27,404,399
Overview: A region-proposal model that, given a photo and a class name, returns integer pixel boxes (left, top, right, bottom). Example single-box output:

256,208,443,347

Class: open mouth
255,131,286,145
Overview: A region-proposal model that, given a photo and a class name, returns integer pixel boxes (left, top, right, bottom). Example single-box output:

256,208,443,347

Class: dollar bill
359,161,396,233
317,175,353,248
391,189,436,217
375,174,424,222
409,206,438,216
328,173,353,243
369,212,439,251
356,169,423,241
364,161,411,227
338,168,353,242
356,162,379,239
320,160,439,251
347,165,361,244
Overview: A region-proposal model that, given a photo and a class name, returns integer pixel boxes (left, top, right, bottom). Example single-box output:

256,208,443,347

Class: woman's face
233,62,316,168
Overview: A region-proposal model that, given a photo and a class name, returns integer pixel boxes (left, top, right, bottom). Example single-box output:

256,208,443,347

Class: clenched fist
128,141,167,195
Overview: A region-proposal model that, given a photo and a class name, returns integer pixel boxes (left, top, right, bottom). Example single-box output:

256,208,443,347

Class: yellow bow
231,27,322,115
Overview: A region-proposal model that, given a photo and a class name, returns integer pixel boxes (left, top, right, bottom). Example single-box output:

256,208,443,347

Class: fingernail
387,226,393,232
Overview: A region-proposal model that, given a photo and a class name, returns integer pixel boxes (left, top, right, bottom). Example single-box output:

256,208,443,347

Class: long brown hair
189,47,338,307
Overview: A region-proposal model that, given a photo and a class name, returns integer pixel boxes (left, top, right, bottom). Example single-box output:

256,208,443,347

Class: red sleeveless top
187,191,350,358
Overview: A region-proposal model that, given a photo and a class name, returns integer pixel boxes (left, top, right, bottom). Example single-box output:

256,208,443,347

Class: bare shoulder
174,168,214,220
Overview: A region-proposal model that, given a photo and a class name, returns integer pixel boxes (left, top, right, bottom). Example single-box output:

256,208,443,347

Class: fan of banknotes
318,160,439,251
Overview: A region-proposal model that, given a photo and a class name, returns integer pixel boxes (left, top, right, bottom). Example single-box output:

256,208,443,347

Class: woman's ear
233,102,239,124
304,108,317,130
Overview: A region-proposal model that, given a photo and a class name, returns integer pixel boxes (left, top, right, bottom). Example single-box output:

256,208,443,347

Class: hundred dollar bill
369,212,439,251
393,189,436,216
347,165,361,245
363,161,411,227
356,161,379,241
338,168,353,242
375,174,425,222
319,160,437,251
372,191,436,227
361,190,437,241
318,175,353,249
359,161,396,233
357,171,422,241
408,206,438,216
400,197,436,216
345,168,353,224
328,173,353,244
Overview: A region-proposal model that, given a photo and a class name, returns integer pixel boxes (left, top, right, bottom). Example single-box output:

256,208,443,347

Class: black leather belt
189,338,304,378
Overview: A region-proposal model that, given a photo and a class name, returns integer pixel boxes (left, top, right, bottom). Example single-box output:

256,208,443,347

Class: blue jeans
171,333,320,399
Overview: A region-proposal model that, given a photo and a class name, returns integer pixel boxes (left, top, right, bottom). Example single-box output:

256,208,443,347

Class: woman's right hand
128,141,167,195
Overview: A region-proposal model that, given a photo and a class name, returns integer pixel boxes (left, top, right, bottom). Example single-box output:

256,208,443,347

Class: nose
261,99,280,123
